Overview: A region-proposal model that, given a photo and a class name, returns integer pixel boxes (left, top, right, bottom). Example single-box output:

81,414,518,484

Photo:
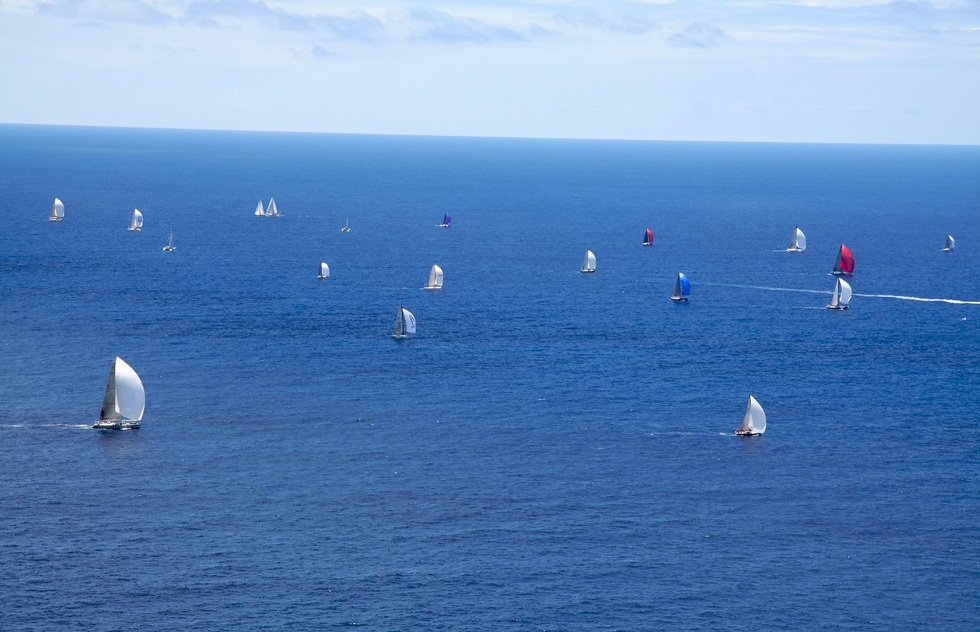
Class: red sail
834,244,855,274
644,228,654,245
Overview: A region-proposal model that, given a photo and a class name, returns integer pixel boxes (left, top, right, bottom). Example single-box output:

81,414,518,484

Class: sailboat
424,264,444,290
392,305,416,339
254,200,265,216
735,395,766,436
787,226,806,252
642,228,654,246
266,197,280,217
826,278,852,310
317,262,330,279
439,213,451,228
93,357,145,430
831,244,854,275
341,218,351,233
670,272,691,302
49,198,65,222
943,235,955,252
580,249,596,273
162,230,176,252
128,209,143,231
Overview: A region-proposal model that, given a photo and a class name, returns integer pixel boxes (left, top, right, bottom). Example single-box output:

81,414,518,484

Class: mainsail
425,264,444,289
787,226,806,252
49,198,65,222
832,244,854,275
97,357,145,428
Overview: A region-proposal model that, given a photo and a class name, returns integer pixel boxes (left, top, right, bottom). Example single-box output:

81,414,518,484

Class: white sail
267,198,279,216
581,249,596,273
787,226,806,252
163,230,176,252
944,235,955,251
738,395,766,435
128,209,143,231
95,357,145,429
402,308,416,334
827,278,851,309
425,264,444,290
393,306,416,338
254,200,265,216
318,262,330,278
49,198,65,221
342,218,351,232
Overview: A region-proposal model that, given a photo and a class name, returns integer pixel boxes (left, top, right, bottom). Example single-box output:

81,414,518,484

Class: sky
0,0,977,144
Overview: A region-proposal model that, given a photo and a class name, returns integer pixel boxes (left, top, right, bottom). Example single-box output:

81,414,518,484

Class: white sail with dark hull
93,357,145,430
735,395,766,436
826,278,852,310
580,249,596,273
49,198,65,222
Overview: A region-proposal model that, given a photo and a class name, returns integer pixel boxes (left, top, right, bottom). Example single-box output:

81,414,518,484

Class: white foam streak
709,283,980,305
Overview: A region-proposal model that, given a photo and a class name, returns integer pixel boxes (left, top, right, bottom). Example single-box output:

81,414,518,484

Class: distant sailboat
424,264,444,290
943,235,955,252
254,200,265,216
392,305,416,339
826,277,852,310
49,198,65,222
341,218,351,233
670,272,691,302
266,197,280,217
93,357,145,430
439,213,451,228
317,262,330,279
735,395,766,436
580,249,596,273
128,209,143,231
831,244,854,275
162,230,176,252
787,226,806,252
642,228,654,246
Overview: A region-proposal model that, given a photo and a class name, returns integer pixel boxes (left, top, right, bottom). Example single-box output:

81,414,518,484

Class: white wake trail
708,283,980,305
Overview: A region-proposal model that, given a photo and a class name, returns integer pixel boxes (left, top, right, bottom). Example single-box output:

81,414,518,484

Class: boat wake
709,283,980,305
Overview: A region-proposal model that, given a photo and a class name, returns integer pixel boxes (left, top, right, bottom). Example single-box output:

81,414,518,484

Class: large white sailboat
128,209,143,231
392,306,417,339
735,395,766,436
424,264,444,290
826,277,852,310
580,249,596,273
93,357,145,430
787,226,806,252
317,262,330,279
49,198,65,222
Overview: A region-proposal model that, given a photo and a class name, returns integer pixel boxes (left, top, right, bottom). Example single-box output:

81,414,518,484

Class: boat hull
670,297,689,302
735,429,760,436
826,305,848,310
786,247,803,253
93,421,140,430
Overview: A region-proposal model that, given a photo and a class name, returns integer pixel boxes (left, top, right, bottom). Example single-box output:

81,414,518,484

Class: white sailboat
735,395,766,436
392,305,416,339
128,209,143,231
317,262,330,279
93,357,145,430
424,264,444,290
580,249,596,273
49,198,65,222
341,218,351,233
266,197,280,217
943,235,955,252
787,226,806,252
254,200,265,216
162,230,176,252
826,277,852,310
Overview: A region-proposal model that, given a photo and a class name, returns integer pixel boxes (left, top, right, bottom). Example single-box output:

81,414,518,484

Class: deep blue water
1,124,978,630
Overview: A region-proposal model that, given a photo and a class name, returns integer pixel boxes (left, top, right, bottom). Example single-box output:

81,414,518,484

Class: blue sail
678,273,691,296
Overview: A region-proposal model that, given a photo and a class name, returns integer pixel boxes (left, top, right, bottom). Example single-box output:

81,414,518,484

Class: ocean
1,124,978,630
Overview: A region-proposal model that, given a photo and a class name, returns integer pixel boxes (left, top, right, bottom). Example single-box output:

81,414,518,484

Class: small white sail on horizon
735,395,766,436
943,235,955,252
393,305,417,339
254,200,265,216
580,249,596,273
424,264,444,290
826,277,852,310
787,226,806,252
163,230,176,252
318,262,330,279
266,197,280,217
342,218,351,233
93,357,145,430
49,198,65,222
128,209,143,231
